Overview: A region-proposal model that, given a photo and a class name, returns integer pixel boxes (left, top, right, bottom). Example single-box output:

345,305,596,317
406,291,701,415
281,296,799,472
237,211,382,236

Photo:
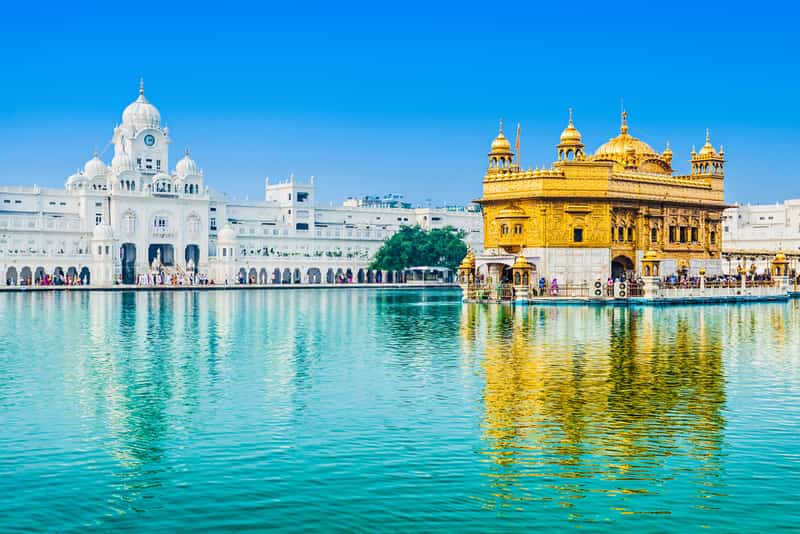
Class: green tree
370,225,467,271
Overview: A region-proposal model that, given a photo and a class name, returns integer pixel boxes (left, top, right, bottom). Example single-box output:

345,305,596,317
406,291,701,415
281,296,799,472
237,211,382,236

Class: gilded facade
474,111,726,283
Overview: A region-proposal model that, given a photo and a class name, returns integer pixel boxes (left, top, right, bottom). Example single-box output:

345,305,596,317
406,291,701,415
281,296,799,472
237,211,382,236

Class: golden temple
474,110,727,282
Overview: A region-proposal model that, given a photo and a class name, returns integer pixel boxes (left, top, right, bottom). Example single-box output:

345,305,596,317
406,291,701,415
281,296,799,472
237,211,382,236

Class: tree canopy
369,225,468,272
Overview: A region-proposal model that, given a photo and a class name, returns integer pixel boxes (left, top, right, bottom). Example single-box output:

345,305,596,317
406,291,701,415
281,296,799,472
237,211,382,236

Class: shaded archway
20,266,32,286
386,271,394,283
293,268,301,284
54,267,64,283
367,270,375,283
238,267,247,284
357,269,365,283
34,266,46,284
5,267,17,285
375,271,382,283
67,266,78,283
272,268,281,284
326,268,335,284
259,268,269,284
121,243,136,284
346,268,353,283
307,268,322,284
185,244,200,270
611,255,634,280
80,266,91,285
282,268,292,284
248,267,257,284
149,244,175,266
336,268,344,283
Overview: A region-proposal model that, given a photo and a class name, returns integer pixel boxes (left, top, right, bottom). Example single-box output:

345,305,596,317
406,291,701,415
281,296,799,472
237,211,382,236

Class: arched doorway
5,267,17,285
386,271,394,283
148,244,175,267
19,266,32,286
80,266,91,285
121,243,136,284
326,268,335,283
336,268,344,283
185,244,200,271
34,266,46,284
67,267,78,283
237,268,247,284
357,269,365,283
367,270,375,283
346,268,353,283
293,268,301,284
611,255,634,280
248,267,257,284
54,267,64,284
307,268,322,284
259,268,268,284
282,268,291,284
272,268,281,284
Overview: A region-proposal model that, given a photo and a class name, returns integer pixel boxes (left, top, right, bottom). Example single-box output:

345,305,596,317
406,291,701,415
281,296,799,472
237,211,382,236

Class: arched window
618,227,624,242
627,227,634,242
650,227,657,243
710,231,716,245
123,211,136,234
500,224,509,235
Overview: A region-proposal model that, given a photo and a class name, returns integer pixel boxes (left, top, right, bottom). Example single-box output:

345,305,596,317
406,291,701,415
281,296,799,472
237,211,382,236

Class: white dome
175,149,200,176
111,152,135,173
92,224,114,241
217,224,236,243
66,171,87,185
122,80,161,130
83,153,108,178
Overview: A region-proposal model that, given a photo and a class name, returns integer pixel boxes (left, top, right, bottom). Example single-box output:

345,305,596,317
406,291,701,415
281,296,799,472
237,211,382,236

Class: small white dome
121,80,161,130
176,149,200,176
66,171,87,185
92,224,114,241
111,152,135,173
83,153,108,178
217,224,236,243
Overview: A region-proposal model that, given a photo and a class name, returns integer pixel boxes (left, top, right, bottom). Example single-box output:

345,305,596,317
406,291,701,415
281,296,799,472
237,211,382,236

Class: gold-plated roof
698,129,719,157
592,111,660,161
559,108,582,145
512,253,532,270
489,120,513,154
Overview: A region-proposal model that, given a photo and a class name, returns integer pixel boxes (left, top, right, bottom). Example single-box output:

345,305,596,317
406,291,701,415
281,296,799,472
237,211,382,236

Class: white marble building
721,200,800,275
0,82,482,286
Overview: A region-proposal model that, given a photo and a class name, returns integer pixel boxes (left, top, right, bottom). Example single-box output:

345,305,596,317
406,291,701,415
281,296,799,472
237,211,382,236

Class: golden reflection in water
468,304,729,518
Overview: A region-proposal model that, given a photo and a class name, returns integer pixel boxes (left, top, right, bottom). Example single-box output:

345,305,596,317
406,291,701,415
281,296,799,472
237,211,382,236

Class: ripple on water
0,291,799,531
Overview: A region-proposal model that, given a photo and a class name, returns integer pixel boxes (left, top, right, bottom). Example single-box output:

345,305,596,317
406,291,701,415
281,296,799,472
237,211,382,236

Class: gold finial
620,110,629,134
498,118,504,135
139,77,144,96
568,107,574,125
705,128,711,143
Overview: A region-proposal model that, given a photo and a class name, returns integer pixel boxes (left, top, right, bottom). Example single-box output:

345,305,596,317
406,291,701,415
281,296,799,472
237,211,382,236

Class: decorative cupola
488,120,515,174
691,129,725,177
662,141,673,166
557,108,585,161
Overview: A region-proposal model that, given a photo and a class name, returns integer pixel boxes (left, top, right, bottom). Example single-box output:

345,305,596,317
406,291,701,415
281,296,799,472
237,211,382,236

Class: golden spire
620,110,629,135
498,118,504,135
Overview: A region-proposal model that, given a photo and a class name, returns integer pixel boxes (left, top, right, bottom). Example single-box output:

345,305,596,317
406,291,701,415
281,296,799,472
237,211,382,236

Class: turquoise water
1,289,799,532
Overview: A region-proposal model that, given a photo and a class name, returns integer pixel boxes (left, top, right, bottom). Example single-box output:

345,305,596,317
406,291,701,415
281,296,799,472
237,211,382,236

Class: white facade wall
1,85,482,286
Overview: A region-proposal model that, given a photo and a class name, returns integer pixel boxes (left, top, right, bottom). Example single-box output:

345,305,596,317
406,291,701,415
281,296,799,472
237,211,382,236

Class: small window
95,213,102,225
691,227,698,242
627,227,633,242
297,192,308,202
710,231,717,244
500,224,509,235
650,228,657,243
573,228,583,242
296,223,309,230
514,223,523,235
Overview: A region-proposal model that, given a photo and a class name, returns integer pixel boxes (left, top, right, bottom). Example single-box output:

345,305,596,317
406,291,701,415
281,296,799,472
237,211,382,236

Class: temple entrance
149,244,174,267
79,266,91,285
611,255,634,280
185,244,200,271
121,243,136,284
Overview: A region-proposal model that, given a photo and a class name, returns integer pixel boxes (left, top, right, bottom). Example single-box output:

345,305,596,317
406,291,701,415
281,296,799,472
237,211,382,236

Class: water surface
1,289,799,532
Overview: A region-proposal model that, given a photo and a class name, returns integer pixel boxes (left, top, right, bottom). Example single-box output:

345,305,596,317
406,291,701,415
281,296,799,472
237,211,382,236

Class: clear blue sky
1,1,798,206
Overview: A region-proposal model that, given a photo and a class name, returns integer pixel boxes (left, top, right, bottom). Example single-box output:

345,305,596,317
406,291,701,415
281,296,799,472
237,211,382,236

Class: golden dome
559,108,582,144
698,129,719,157
490,120,512,154
642,249,659,261
774,251,788,263
512,253,532,270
